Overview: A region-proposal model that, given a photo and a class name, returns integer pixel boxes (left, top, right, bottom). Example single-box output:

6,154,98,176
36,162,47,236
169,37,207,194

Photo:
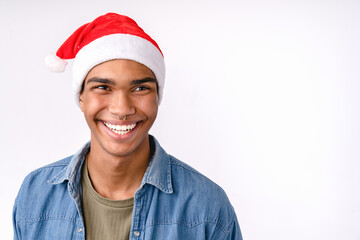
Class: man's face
79,59,158,158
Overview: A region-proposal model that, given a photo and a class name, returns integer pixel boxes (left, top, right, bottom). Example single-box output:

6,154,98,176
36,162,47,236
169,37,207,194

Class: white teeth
104,122,137,135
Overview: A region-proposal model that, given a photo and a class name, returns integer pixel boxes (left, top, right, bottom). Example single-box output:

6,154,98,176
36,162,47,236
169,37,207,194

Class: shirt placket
68,182,86,239
130,185,149,240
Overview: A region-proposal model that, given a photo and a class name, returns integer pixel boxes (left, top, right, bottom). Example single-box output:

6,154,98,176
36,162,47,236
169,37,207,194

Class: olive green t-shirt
81,159,134,240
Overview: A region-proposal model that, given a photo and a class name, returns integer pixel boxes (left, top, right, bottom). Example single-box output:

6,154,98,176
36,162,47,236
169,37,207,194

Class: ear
79,93,84,112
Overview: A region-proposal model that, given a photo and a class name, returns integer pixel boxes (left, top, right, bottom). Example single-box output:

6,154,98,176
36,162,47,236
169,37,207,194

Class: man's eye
134,86,150,91
95,85,110,90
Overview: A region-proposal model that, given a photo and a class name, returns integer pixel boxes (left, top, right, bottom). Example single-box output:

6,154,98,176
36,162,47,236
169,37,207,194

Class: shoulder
13,155,85,237
168,155,237,234
19,156,72,187
169,155,229,200
14,156,73,219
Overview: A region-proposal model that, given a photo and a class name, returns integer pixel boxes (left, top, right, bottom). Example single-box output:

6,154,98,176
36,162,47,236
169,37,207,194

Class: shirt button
134,231,140,237
78,228,83,233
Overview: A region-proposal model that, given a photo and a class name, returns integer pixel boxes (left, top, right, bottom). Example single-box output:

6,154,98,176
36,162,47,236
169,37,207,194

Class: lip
100,120,141,140
102,120,139,125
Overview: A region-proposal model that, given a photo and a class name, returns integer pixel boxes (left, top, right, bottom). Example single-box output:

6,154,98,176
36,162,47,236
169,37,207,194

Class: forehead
84,59,155,84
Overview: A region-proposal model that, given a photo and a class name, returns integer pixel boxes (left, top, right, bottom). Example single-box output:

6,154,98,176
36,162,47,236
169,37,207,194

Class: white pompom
44,53,68,72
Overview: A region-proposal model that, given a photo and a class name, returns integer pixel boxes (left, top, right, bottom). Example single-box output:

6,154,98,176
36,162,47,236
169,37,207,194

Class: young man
13,13,242,240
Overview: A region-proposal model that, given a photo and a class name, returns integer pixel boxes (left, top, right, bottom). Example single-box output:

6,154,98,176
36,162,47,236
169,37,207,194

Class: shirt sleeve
13,196,21,240
225,211,243,240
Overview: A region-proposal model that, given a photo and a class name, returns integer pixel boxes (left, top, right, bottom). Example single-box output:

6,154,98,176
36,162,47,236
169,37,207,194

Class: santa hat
45,13,165,104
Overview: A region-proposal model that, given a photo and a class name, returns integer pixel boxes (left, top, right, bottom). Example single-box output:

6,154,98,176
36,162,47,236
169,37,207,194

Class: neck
86,136,151,200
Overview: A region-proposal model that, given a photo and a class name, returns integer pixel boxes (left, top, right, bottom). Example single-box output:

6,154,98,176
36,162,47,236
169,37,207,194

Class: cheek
144,101,158,121
135,97,158,120
82,94,107,116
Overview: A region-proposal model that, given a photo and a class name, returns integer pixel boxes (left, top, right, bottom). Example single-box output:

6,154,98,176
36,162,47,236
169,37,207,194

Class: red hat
45,13,165,104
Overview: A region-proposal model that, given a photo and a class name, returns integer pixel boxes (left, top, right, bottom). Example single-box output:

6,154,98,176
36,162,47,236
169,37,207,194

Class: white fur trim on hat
72,34,165,104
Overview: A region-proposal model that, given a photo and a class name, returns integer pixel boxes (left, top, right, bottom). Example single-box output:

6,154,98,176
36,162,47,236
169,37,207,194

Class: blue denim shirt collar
141,136,173,194
47,135,173,194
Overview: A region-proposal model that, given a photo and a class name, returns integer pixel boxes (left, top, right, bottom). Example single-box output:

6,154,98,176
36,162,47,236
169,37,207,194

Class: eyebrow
86,77,115,85
130,77,157,85
85,77,156,86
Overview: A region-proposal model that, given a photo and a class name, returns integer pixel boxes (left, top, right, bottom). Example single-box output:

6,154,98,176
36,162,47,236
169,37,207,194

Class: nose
108,91,135,118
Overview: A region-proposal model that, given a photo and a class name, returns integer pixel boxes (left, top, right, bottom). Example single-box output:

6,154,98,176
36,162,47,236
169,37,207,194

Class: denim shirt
13,136,242,240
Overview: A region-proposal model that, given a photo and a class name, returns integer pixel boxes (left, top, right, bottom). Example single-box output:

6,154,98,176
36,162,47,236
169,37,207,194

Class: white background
1,0,360,239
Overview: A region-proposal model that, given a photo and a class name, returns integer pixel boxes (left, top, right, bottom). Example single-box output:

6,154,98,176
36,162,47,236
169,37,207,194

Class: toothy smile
103,122,137,135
